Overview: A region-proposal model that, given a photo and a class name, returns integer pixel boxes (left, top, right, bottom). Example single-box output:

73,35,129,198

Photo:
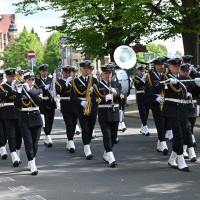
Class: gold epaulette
55,80,62,93
93,84,106,98
72,79,86,96
133,78,139,83
0,85,5,92
147,73,152,87
34,83,39,89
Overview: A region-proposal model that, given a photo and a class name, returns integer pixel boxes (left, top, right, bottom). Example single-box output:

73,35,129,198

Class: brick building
0,14,18,66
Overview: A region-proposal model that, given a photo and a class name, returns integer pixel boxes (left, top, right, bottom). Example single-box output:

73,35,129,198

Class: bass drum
114,69,131,96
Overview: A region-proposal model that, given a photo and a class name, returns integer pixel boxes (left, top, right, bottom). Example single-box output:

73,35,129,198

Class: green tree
0,27,43,71
14,0,200,65
14,0,147,61
42,32,61,74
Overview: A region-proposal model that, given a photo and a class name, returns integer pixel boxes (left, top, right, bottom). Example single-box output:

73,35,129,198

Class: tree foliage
13,0,200,64
42,32,62,74
0,27,43,71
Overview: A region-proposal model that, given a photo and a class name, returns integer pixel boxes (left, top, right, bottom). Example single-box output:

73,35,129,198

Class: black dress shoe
1,154,8,160
179,167,190,172
69,148,75,153
47,143,53,148
110,161,117,168
168,162,178,169
86,154,93,160
162,149,168,155
190,157,197,162
13,161,19,167
31,170,38,175
145,132,150,136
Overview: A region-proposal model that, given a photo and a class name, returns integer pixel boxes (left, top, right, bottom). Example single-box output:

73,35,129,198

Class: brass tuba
83,73,93,116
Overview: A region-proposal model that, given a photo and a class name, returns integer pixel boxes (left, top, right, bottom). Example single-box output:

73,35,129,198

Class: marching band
0,54,200,175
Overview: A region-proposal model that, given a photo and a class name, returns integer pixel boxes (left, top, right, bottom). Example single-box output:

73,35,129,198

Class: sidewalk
125,103,200,128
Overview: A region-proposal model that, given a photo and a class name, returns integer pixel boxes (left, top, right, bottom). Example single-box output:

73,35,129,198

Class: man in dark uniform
0,74,8,160
1,68,22,167
154,57,200,171
70,60,98,159
180,63,198,161
93,63,123,167
35,64,56,147
14,71,43,175
70,66,81,135
55,65,77,153
133,64,150,136
145,57,168,155
182,55,199,146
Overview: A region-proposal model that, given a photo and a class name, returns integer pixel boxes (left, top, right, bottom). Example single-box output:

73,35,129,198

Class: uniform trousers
151,103,165,141
62,112,77,140
188,117,196,134
78,114,97,145
183,121,193,148
171,118,186,155
0,120,7,147
99,121,118,152
21,124,42,161
4,119,22,153
137,99,149,126
164,118,172,131
43,109,55,136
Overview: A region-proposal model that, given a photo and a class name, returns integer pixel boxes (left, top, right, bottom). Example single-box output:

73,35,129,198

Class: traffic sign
133,45,147,53
27,50,35,58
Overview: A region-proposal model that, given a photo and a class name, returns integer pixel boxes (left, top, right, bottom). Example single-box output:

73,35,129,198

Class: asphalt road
0,109,200,200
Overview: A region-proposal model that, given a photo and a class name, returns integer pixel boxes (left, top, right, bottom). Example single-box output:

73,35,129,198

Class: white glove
45,84,50,90
141,73,147,82
24,83,30,91
105,94,113,102
11,80,16,90
186,92,192,98
110,88,117,96
195,78,200,87
81,101,87,108
90,87,93,92
17,85,23,93
167,78,178,85
65,77,73,87
156,96,163,103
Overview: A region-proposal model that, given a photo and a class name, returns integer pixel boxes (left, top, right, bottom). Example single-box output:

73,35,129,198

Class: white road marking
22,195,46,200
8,185,29,192
0,177,15,183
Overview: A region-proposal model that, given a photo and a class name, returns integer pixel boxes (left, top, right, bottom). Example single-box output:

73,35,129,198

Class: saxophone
83,73,93,116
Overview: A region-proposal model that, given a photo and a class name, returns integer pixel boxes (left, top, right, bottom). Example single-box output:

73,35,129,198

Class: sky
0,0,184,55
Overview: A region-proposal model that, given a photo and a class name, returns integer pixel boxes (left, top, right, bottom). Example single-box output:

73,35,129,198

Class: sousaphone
113,45,137,96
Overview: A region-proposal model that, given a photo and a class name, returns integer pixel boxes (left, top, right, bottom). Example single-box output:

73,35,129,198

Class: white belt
78,98,86,101
137,90,144,94
21,107,39,111
165,98,197,104
42,97,50,100
60,97,70,100
0,102,14,107
98,104,119,108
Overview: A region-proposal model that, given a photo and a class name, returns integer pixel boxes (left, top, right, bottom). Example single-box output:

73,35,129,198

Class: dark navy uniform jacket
14,87,43,128
93,80,123,122
35,76,56,113
55,78,77,114
1,82,19,119
152,72,200,121
70,76,98,116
